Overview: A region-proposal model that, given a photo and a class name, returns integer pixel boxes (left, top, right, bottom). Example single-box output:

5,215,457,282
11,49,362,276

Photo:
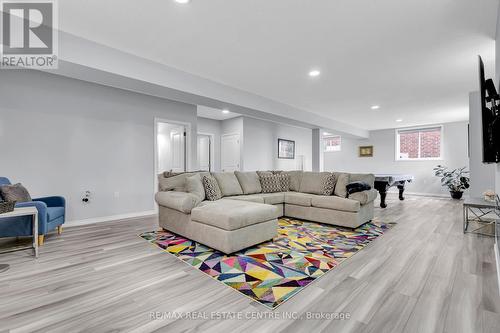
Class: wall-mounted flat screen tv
478,55,500,163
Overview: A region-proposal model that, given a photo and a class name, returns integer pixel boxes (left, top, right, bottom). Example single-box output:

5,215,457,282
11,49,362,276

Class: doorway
197,134,212,171
221,133,241,172
156,121,187,173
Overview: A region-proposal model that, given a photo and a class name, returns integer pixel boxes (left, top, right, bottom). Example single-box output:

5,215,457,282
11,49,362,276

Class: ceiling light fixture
222,109,230,114
396,119,403,122
174,0,190,4
308,69,321,77
371,105,380,110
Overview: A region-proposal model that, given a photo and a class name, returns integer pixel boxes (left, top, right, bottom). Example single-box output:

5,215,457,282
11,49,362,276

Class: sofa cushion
282,171,303,192
186,174,205,201
157,172,210,192
202,175,223,201
191,199,279,231
299,172,333,195
0,183,32,203
284,192,313,207
234,171,262,194
349,189,378,205
333,172,350,198
311,195,360,212
155,191,201,213
46,207,65,220
213,173,244,197
350,173,375,187
260,175,284,193
260,192,285,205
226,194,265,204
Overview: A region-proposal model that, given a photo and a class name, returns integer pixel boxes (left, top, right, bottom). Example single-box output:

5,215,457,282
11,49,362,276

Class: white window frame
395,125,444,161
323,134,342,153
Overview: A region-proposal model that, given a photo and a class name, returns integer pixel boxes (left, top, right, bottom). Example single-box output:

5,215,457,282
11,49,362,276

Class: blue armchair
0,177,65,245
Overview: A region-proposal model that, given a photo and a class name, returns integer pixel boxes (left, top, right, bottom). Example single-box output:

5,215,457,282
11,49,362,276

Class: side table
463,197,499,236
0,207,39,258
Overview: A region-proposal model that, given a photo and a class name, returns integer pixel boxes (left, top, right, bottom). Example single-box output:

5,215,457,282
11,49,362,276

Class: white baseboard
66,210,157,227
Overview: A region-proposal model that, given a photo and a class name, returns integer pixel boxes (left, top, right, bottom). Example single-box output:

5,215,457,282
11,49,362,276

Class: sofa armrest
155,191,201,214
349,189,378,205
33,196,65,208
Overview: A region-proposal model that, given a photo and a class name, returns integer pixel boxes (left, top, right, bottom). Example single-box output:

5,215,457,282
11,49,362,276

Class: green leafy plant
433,165,470,192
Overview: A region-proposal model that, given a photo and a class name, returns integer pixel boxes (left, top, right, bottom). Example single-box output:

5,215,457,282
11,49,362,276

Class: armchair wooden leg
57,226,63,235
38,235,45,246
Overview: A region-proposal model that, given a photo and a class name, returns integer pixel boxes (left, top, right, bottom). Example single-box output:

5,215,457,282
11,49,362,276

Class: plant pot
450,191,463,200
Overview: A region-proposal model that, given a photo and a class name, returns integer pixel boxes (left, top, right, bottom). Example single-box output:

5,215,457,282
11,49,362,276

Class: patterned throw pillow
280,174,291,191
202,175,222,201
321,173,337,195
260,175,284,193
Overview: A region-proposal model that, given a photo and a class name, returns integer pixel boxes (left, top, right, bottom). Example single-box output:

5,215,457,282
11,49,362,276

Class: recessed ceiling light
396,119,403,122
371,105,380,110
174,0,190,4
308,69,321,77
222,109,230,114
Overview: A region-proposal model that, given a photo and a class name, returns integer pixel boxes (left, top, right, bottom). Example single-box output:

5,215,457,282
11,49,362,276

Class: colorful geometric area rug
140,218,393,309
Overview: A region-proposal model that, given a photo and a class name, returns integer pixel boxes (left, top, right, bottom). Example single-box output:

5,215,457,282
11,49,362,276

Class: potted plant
433,165,470,199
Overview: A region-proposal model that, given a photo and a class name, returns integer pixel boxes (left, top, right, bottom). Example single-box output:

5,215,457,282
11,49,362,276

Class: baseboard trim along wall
66,210,157,227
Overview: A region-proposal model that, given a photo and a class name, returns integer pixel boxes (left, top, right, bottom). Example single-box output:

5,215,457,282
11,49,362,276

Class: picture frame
278,139,295,159
359,145,374,157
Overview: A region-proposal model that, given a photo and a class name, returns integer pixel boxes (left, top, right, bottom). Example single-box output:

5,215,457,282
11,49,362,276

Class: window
396,126,442,160
323,134,341,152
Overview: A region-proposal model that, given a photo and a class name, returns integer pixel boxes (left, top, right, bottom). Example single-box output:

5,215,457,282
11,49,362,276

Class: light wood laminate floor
0,195,499,333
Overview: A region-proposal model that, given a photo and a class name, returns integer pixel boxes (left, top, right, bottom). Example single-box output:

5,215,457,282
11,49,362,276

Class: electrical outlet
82,191,91,204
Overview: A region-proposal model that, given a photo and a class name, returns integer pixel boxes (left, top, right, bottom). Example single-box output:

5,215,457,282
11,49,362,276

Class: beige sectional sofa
156,171,377,254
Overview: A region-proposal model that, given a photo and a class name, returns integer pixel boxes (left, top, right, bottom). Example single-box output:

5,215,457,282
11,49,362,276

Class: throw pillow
321,173,337,195
0,183,32,203
186,174,206,201
234,171,262,194
280,174,291,191
202,175,222,201
333,172,350,197
212,172,244,197
260,175,283,193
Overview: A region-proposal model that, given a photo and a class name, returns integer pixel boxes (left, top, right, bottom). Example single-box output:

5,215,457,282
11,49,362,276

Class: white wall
0,70,198,222
242,117,312,171
197,117,221,172
323,121,470,196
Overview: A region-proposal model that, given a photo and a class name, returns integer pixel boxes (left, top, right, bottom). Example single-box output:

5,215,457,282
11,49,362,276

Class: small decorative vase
450,191,463,200
483,190,496,202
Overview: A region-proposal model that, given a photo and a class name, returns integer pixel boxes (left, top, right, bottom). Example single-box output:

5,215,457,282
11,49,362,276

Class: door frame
154,118,192,210
221,132,241,172
197,132,215,172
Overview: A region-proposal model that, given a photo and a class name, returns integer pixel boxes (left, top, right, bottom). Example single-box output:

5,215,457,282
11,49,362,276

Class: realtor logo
1,0,58,68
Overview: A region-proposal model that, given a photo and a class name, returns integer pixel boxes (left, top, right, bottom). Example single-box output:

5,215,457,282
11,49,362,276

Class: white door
170,129,185,172
221,133,240,172
198,135,211,171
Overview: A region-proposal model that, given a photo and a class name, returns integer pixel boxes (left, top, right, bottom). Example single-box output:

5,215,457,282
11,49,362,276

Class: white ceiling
197,105,240,120
58,0,498,130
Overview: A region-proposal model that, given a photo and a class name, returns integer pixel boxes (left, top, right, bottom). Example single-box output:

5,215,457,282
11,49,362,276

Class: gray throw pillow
234,171,262,194
260,175,284,193
202,175,222,201
186,174,205,201
0,183,32,203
